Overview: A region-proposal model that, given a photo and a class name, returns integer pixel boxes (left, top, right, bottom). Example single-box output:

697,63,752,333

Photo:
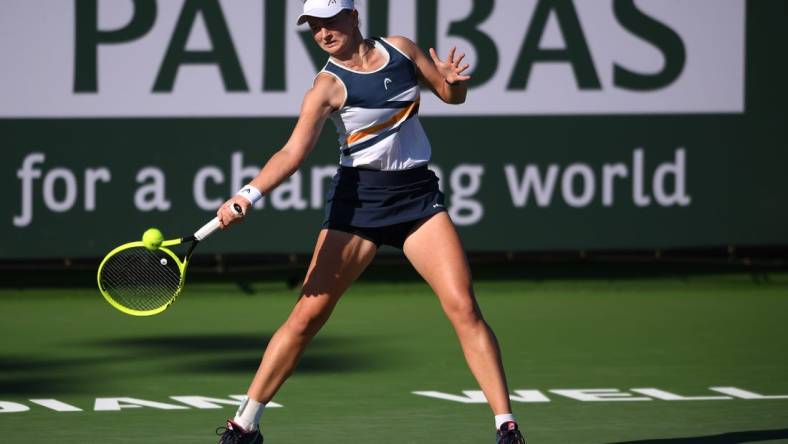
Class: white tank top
318,37,432,171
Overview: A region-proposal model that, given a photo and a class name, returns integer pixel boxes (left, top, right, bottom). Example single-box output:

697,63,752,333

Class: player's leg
222,228,377,440
248,228,377,401
402,212,513,416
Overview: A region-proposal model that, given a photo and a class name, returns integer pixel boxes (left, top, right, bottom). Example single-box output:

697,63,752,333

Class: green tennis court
1,266,786,443
2,1,788,443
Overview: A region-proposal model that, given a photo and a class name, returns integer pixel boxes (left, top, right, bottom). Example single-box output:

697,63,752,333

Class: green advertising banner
1,0,786,259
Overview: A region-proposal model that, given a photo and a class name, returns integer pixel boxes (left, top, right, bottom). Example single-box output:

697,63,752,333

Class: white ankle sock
495,413,517,430
233,398,265,432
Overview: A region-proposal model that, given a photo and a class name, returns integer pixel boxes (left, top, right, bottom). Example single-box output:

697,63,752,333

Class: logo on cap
328,0,337,5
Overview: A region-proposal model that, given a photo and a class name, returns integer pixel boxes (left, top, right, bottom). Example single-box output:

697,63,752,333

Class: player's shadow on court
89,333,384,374
609,428,788,443
0,375,91,395
0,356,103,395
186,353,382,374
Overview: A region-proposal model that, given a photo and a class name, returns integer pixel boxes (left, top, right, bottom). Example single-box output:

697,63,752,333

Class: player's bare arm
386,35,470,104
217,75,341,227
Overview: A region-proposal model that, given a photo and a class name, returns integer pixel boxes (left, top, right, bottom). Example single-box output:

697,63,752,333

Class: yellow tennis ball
142,228,164,250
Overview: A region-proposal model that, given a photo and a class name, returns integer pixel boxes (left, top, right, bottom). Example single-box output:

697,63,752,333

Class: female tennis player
215,1,524,443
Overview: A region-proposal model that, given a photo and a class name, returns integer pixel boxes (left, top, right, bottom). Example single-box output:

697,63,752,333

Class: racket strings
99,247,182,312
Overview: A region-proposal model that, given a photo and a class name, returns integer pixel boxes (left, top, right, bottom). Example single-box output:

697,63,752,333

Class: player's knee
286,316,324,339
442,294,482,326
286,307,331,338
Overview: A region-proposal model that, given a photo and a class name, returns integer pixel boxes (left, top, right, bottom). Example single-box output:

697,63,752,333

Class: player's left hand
429,47,471,85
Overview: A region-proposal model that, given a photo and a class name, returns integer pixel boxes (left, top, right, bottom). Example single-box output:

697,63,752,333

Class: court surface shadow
178,352,383,374
609,428,788,443
86,333,277,354
83,333,382,374
0,376,92,395
87,333,347,355
0,356,105,395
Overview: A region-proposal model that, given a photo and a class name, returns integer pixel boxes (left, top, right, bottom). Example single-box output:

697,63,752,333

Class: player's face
307,11,358,56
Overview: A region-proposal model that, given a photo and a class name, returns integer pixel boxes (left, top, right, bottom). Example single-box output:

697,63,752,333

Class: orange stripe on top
345,100,419,146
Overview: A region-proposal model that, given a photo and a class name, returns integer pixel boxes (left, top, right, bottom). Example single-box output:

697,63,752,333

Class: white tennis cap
297,0,354,25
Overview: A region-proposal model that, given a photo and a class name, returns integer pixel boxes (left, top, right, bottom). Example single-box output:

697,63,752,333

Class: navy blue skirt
322,165,446,229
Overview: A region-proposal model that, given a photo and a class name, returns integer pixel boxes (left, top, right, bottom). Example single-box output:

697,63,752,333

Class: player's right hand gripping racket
96,204,242,316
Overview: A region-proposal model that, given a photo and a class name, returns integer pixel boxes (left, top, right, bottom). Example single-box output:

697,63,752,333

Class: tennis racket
96,204,242,316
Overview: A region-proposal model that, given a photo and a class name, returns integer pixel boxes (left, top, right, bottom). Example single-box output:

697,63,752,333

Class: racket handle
194,203,243,241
